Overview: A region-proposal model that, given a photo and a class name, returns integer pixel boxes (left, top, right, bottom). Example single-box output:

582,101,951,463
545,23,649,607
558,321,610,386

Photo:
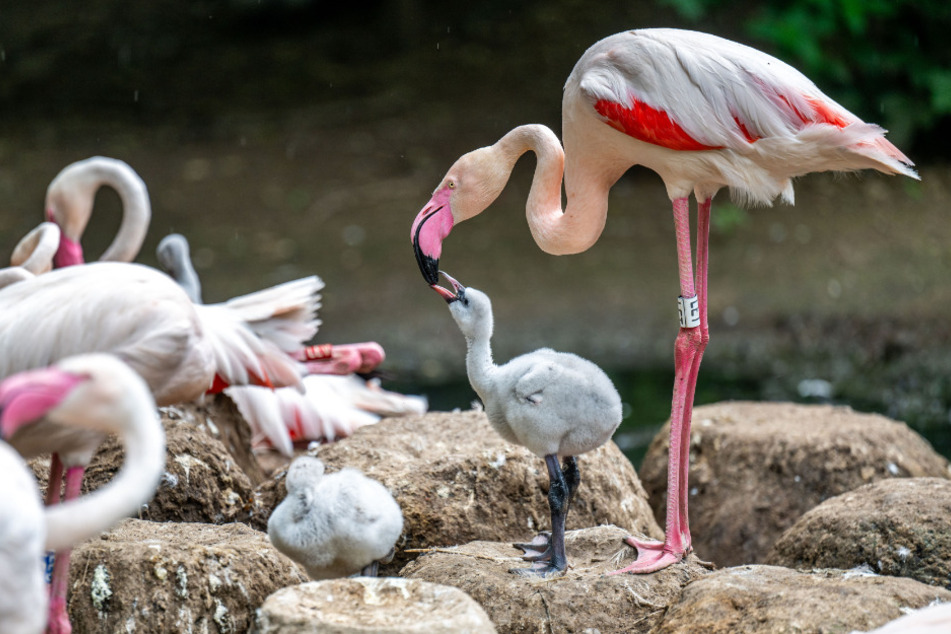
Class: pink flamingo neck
496,124,615,256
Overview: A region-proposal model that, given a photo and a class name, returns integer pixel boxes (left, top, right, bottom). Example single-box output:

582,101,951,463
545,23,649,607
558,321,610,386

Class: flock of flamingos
0,27,923,633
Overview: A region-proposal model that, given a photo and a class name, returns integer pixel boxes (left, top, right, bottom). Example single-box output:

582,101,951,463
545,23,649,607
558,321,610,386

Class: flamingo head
430,271,493,340
430,270,466,304
0,355,153,440
411,145,514,284
45,163,97,268
0,366,85,439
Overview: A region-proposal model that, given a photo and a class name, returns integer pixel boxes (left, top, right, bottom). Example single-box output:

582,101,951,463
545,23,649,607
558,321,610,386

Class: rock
66,518,308,633
639,402,950,567
251,410,662,573
401,524,709,634
253,578,496,633
172,395,269,486
651,565,951,634
767,477,951,588
29,406,261,525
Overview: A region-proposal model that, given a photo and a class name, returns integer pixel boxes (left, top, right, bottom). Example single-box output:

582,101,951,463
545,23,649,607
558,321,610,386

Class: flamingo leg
45,453,65,506
511,454,570,577
613,196,711,575
47,465,85,634
512,456,579,562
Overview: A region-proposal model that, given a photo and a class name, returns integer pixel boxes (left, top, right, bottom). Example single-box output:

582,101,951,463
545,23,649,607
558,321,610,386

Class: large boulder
651,565,951,634
251,410,662,573
253,578,496,633
400,524,710,634
66,519,307,633
767,477,951,588
639,402,950,567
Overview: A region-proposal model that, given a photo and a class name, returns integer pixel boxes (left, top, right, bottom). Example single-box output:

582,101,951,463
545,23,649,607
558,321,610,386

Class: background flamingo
0,262,316,632
411,27,918,575
0,222,61,290
0,353,166,634
156,232,426,456
44,156,150,268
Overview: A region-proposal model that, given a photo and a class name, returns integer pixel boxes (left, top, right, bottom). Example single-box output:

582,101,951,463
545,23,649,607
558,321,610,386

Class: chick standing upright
431,272,622,576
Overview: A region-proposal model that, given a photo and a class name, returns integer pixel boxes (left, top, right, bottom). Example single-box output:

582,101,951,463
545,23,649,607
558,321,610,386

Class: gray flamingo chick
431,272,622,576
267,456,403,579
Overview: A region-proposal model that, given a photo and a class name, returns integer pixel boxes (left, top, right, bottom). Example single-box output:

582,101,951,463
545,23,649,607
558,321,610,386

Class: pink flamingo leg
612,197,711,575
47,465,86,634
45,453,65,506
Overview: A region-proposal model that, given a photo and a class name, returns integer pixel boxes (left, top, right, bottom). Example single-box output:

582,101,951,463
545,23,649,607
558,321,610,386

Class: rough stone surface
173,395,270,486
401,525,709,634
639,402,951,567
29,406,260,525
253,578,497,633
251,410,662,573
67,518,308,633
651,565,951,634
767,477,951,589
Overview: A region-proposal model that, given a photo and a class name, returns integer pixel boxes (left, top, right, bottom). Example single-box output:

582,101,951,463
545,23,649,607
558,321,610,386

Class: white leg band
678,295,700,328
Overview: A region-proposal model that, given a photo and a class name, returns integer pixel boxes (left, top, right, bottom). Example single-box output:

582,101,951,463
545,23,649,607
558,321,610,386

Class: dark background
2,1,949,464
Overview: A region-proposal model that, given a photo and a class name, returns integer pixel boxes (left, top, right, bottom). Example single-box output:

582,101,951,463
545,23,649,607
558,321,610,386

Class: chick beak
430,270,466,303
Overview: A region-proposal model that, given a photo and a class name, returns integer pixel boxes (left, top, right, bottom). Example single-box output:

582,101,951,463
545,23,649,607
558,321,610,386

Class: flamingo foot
513,531,552,561
509,558,566,578
359,561,380,577
608,535,685,575
46,595,72,634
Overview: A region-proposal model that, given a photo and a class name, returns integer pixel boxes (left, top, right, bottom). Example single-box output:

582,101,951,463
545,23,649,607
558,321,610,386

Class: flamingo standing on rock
411,28,918,574
431,272,622,576
0,354,166,634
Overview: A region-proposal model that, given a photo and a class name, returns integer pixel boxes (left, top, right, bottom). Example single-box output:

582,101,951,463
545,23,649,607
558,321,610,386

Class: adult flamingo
0,262,315,632
411,28,918,574
156,232,426,456
0,353,166,634
44,156,150,268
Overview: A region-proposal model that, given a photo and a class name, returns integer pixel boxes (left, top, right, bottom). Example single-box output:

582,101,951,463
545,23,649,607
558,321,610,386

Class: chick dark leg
513,455,580,561
511,454,569,577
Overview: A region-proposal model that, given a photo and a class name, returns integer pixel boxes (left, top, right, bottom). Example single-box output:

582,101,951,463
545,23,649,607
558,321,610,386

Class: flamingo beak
430,270,466,303
0,368,83,439
411,188,454,285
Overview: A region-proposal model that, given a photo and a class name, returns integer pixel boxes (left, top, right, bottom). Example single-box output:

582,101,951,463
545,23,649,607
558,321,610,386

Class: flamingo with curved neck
44,156,150,268
411,28,917,575
0,353,166,634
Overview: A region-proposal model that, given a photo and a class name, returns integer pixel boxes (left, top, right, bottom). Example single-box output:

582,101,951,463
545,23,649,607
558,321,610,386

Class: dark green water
387,364,951,470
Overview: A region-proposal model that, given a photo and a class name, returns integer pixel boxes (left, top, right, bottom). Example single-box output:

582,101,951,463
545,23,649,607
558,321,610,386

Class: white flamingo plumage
0,354,166,634
411,28,918,575
0,441,47,634
155,231,425,456
227,374,427,456
44,156,150,268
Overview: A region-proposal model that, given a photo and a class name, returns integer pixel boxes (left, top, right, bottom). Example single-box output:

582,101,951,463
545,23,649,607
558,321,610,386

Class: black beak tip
414,247,440,285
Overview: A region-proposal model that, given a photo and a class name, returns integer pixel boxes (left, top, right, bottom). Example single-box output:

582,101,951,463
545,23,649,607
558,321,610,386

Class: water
388,363,951,470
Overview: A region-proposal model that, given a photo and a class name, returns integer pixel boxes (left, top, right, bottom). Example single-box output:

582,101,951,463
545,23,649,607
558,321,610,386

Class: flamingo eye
448,181,455,189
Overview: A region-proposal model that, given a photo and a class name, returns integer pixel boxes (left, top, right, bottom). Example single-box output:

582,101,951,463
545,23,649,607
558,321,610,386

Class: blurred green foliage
660,0,951,156
1,0,947,157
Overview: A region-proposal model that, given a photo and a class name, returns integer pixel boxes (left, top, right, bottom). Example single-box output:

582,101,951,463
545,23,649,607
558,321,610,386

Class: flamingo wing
574,28,910,162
